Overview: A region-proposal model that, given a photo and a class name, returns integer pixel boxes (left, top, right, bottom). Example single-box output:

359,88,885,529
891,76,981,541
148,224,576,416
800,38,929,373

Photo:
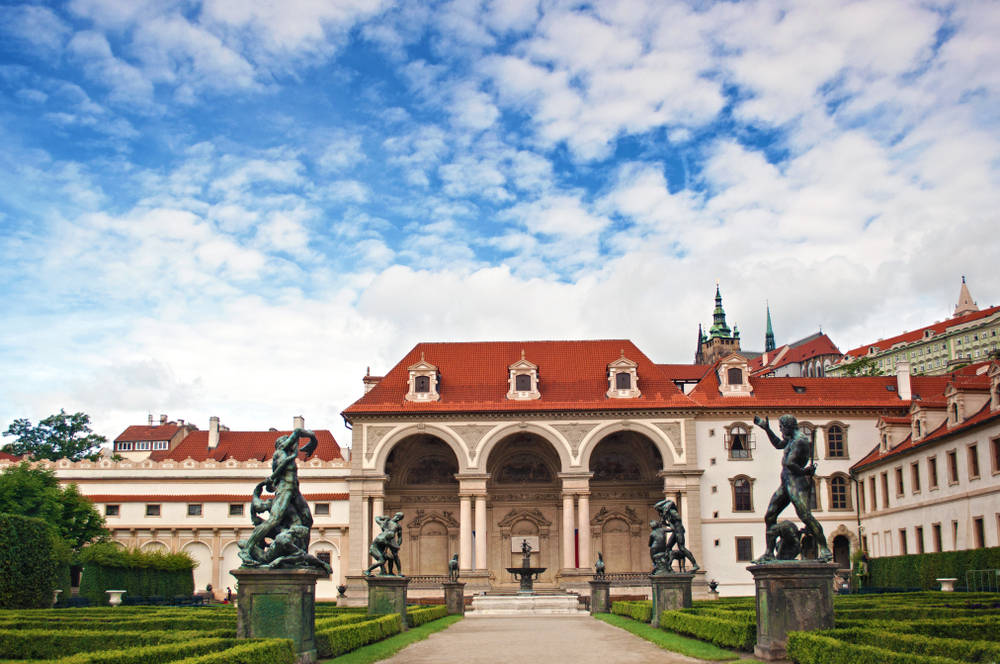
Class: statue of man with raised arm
752,414,832,564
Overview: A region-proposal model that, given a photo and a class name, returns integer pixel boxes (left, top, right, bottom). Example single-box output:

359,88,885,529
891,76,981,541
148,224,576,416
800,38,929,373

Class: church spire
709,283,732,339
695,323,706,364
765,303,776,352
954,276,979,318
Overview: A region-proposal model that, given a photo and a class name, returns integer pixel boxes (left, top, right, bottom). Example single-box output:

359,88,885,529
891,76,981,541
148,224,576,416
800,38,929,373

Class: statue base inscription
748,561,839,661
366,576,410,628
649,573,694,627
232,568,325,664
588,579,611,615
442,581,465,615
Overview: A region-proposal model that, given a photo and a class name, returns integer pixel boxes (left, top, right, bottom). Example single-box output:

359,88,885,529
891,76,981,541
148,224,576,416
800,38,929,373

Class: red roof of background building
0,451,23,462
84,493,349,503
839,305,1000,359
749,334,842,374
115,425,183,442
879,416,912,425
343,340,697,415
147,430,342,462
657,364,713,381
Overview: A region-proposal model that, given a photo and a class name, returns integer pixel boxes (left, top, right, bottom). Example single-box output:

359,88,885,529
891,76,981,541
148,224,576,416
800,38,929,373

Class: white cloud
68,31,156,107
317,131,366,173
0,5,70,61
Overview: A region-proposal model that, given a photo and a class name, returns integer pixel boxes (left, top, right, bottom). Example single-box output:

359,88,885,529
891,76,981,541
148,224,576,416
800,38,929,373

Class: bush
78,544,195,607
0,514,57,609
611,601,653,623
659,610,756,651
171,640,295,664
868,546,1000,590
0,628,208,658
60,638,237,664
786,632,961,664
819,628,1000,662
0,617,235,632
408,605,448,627
315,615,401,659
314,613,370,630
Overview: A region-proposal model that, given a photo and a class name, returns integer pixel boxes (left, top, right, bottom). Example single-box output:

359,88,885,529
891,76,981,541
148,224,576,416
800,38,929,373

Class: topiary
0,513,57,608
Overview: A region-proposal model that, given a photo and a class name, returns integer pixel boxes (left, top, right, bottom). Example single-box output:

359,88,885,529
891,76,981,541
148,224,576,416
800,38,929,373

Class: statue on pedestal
655,499,699,573
594,552,605,578
448,554,460,581
238,428,331,574
752,414,832,563
364,512,404,576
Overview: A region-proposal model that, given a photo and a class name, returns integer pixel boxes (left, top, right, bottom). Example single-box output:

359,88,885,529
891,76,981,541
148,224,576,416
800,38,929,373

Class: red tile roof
879,416,912,425
839,305,1000,359
750,334,841,374
115,425,183,442
0,452,23,462
657,364,712,381
147,430,342,462
84,493,348,503
343,340,697,415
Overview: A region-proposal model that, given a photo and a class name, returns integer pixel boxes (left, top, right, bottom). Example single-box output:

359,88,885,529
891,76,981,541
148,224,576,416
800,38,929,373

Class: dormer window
405,353,440,402
718,354,751,397
606,351,640,399
915,419,922,439
507,351,541,401
728,368,743,385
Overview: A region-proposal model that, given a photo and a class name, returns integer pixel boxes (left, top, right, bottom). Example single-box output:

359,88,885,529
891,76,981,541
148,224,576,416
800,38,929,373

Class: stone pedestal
937,578,957,592
649,574,694,627
442,581,465,615
366,576,410,628
232,568,325,664
748,562,839,661
589,580,611,614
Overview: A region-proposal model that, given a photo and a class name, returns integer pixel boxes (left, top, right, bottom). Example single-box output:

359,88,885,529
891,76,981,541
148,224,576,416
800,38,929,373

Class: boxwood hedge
0,514,57,609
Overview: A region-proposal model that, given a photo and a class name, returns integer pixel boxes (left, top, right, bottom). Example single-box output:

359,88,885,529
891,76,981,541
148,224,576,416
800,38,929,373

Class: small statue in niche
448,553,460,582
594,552,606,579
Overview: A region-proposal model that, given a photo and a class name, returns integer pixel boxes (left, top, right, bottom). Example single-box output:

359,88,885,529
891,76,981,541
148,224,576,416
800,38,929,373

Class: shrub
78,544,195,607
0,514,57,609
60,638,237,664
0,617,235,632
0,628,206,658
659,610,756,651
611,601,653,622
170,640,295,664
314,613,370,630
820,628,1000,662
786,632,961,664
315,615,401,659
408,605,448,627
868,546,1000,590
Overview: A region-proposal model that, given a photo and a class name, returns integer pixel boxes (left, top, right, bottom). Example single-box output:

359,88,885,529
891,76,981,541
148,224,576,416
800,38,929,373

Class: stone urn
106,590,126,606
53,589,62,606
708,580,719,592
337,584,347,598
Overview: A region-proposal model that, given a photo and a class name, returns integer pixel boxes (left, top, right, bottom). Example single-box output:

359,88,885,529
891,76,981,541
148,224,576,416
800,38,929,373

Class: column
360,499,369,557
577,493,591,570
460,495,473,571
372,496,384,542
562,494,575,570
474,496,487,571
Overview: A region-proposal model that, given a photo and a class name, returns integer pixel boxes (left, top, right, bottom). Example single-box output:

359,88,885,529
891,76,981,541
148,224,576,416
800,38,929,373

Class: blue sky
2,0,999,448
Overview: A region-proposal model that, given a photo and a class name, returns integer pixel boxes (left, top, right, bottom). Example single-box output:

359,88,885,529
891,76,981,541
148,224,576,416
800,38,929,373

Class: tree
2,409,107,462
0,462,108,552
841,357,885,377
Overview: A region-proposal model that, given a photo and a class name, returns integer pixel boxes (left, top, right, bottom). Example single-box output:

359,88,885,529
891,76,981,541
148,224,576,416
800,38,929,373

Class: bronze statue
654,499,699,573
752,415,832,563
594,552,606,578
238,429,330,573
364,512,404,576
448,553,459,581
768,521,806,560
648,519,670,574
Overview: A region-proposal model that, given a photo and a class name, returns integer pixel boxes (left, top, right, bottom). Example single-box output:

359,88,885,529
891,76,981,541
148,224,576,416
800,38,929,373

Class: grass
320,614,462,664
593,613,740,661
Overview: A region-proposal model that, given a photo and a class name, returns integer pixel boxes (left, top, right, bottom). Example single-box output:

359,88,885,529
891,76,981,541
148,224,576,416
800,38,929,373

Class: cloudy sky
2,0,999,449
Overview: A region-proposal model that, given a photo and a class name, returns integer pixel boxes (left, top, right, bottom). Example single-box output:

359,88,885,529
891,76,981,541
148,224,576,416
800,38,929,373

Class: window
146,504,161,517
915,419,922,438
105,505,120,517
808,478,819,511
736,537,753,562
968,445,981,479
732,477,753,511
992,438,1000,475
895,467,904,496
800,425,816,460
415,375,430,392
117,442,133,451
153,441,168,450
973,517,985,549
859,480,866,514
314,503,330,516
870,476,878,511
911,462,921,493
728,368,743,385
137,441,151,451
830,475,849,510
915,526,925,554
932,523,942,552
615,372,631,390
929,456,939,489
947,450,959,484
952,520,959,549
899,529,909,555
826,425,845,458
950,403,959,425
516,374,532,391
229,504,244,517
881,472,890,509
187,504,202,516
727,425,752,460
317,552,332,566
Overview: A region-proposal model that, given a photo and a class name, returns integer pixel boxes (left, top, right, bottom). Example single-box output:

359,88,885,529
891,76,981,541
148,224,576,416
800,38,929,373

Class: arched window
616,372,631,389
727,425,751,460
827,425,845,458
808,478,819,511
732,477,753,512
515,374,531,391
800,424,817,460
915,419,922,438
950,403,959,424
728,368,743,385
829,475,850,510
415,376,430,393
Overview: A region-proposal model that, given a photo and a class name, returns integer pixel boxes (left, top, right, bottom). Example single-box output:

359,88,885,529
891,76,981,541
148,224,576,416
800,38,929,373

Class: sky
2,0,999,450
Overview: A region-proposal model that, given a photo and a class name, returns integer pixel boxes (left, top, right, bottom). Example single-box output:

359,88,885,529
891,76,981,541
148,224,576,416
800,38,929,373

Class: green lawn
593,613,740,661
320,614,462,663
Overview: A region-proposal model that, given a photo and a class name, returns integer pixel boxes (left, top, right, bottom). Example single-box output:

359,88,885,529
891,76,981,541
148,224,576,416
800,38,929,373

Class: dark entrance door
833,535,851,569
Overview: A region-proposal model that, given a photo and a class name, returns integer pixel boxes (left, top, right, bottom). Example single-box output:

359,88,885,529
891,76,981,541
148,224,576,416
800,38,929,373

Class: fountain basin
505,566,547,594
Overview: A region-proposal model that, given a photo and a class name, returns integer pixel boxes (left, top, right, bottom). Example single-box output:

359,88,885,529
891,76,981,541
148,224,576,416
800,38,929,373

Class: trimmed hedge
0,514,57,609
786,633,961,664
611,601,653,623
79,544,195,607
315,615,401,659
171,640,294,664
408,605,448,627
314,613,370,630
658,610,756,651
836,616,1000,642
60,639,238,664
0,617,235,632
868,546,1000,590
818,628,1000,663
0,628,211,659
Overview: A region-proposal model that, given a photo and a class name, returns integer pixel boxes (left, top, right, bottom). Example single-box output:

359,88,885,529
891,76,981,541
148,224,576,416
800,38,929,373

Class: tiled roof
880,416,912,425
688,369,953,409
657,364,712,381
148,430,342,462
84,493,349,503
749,334,841,374
840,305,1000,359
0,451,23,462
115,425,183,442
343,340,697,415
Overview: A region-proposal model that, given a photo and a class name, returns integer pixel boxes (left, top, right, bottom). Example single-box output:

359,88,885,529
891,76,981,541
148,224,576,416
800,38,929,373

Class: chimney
363,367,382,394
293,415,305,430
896,359,912,401
149,414,154,426
160,414,167,426
208,416,220,449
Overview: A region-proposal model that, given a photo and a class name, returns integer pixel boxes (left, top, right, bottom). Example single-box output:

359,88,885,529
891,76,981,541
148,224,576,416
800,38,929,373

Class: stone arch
477,423,573,474
219,541,243,594
406,510,459,576
308,540,340,598
372,424,469,475
181,541,213,593
828,523,859,552
578,421,678,470
141,540,168,551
